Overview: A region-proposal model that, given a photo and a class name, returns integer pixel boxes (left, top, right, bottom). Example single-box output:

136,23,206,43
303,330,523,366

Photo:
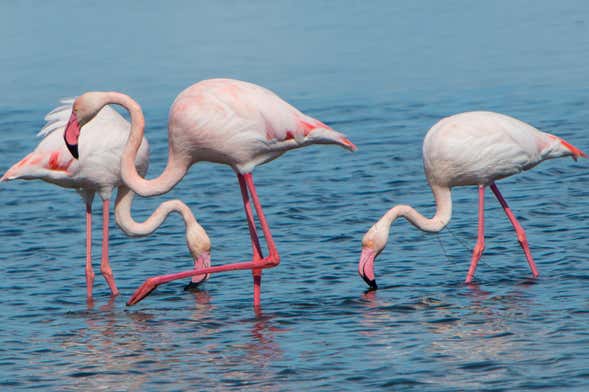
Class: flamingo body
168,79,356,173
359,111,585,289
423,111,581,187
4,101,212,300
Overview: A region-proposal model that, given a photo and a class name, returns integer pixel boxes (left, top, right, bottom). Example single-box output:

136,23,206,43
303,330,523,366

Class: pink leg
238,174,263,261
238,173,264,308
127,173,281,307
244,173,279,259
85,202,95,299
100,200,119,296
490,183,539,278
465,186,485,283
244,173,281,307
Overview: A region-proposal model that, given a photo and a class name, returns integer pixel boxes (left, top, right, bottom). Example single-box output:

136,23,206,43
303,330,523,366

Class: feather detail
37,98,75,137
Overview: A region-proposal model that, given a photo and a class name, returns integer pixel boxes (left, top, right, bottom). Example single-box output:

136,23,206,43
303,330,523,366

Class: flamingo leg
238,173,265,307
243,173,279,259
100,199,119,296
127,173,281,306
238,174,264,260
243,173,280,307
465,185,486,283
490,183,539,278
85,202,95,299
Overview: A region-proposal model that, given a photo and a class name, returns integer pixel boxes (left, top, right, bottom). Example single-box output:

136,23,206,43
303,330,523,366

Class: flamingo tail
559,137,587,161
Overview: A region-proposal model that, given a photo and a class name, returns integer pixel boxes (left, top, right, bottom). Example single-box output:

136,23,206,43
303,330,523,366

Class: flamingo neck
382,185,452,233
114,186,210,257
105,92,187,197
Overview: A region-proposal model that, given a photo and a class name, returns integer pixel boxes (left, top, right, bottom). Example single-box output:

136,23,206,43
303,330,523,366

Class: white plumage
359,111,585,289
2,100,210,300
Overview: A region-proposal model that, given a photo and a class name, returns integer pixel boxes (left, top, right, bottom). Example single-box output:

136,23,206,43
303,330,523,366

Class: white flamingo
358,111,586,289
2,100,210,300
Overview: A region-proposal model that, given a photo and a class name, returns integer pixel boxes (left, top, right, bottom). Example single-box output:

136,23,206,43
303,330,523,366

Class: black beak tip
184,282,200,291
183,276,209,291
64,132,79,159
66,143,79,159
361,275,378,290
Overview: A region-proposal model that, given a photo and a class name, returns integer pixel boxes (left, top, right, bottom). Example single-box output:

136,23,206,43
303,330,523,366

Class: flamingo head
64,92,108,159
186,220,212,285
358,220,391,290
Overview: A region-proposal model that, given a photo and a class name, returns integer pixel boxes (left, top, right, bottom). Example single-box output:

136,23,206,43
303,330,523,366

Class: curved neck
114,186,196,237
105,92,187,197
114,185,210,260
382,185,452,233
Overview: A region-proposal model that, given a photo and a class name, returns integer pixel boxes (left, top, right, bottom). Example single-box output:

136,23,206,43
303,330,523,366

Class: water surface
1,1,588,390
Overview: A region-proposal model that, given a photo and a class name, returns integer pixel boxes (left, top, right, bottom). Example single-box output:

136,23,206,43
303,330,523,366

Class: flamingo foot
127,277,161,306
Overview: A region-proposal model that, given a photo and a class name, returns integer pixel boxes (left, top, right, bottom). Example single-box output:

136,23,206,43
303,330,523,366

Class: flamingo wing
2,100,80,183
175,79,356,152
1,130,78,183
244,82,355,150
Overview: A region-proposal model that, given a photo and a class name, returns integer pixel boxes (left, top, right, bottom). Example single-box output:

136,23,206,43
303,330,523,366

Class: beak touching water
184,251,212,290
64,111,81,159
358,247,378,290
191,251,211,284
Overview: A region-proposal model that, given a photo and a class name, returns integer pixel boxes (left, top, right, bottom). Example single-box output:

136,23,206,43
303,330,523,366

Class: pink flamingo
358,111,586,289
61,78,357,306
2,100,211,300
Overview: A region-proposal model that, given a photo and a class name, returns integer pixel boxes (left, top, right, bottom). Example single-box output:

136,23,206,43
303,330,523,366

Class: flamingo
358,111,586,289
2,99,211,300
61,78,357,307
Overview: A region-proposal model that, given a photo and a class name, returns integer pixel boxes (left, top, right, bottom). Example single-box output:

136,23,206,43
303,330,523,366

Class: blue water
1,1,589,390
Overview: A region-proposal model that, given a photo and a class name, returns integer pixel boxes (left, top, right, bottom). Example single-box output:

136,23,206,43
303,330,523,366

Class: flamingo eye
364,240,374,248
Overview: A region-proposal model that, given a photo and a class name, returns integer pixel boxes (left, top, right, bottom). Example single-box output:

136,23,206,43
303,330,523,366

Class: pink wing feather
1,100,78,182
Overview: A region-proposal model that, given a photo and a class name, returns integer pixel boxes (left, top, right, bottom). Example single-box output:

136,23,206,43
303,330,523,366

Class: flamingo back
168,79,355,172
423,111,584,187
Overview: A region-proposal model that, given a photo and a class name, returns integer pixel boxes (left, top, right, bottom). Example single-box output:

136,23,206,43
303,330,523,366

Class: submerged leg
244,173,281,307
100,199,119,296
85,202,95,299
490,183,539,278
465,186,486,283
238,173,265,308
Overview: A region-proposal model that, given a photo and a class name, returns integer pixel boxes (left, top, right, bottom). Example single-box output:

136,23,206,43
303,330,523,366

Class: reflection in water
353,281,540,389
424,282,536,389
358,288,395,337
54,297,151,391
2,2,588,388
211,307,285,391
52,290,287,390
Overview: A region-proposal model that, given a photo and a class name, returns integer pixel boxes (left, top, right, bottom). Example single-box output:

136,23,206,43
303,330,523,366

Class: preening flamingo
358,111,586,289
2,100,210,300
62,78,357,307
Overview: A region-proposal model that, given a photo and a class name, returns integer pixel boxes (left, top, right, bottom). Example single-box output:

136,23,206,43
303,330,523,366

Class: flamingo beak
358,247,378,289
184,251,211,290
64,111,81,159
